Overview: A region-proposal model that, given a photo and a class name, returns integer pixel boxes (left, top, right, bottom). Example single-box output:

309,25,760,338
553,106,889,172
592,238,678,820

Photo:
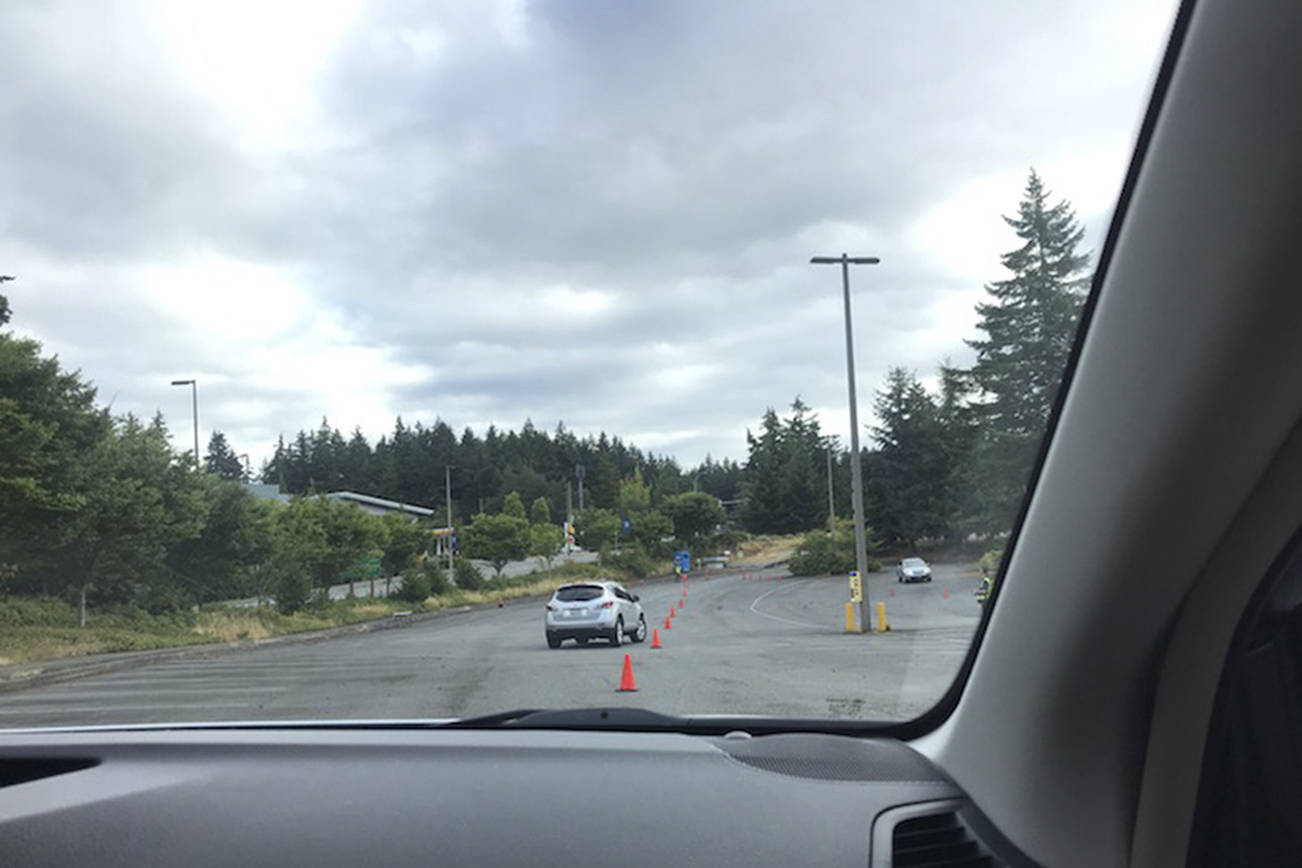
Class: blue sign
673,550,691,573
621,516,632,537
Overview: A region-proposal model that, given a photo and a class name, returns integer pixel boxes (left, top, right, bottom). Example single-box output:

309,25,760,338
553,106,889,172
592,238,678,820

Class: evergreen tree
776,398,826,532
868,368,949,549
964,169,1090,534
742,408,785,533
204,431,246,481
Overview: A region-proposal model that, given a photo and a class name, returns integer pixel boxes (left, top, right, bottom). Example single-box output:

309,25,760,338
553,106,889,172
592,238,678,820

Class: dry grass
730,534,802,565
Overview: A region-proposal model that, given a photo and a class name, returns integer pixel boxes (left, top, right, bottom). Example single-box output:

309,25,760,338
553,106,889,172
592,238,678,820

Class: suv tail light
599,600,614,608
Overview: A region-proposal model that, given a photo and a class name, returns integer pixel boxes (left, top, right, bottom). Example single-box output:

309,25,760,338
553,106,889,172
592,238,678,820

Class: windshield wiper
441,707,689,729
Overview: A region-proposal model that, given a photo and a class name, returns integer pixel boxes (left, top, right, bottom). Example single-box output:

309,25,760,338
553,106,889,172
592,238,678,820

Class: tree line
739,169,1091,551
254,415,743,526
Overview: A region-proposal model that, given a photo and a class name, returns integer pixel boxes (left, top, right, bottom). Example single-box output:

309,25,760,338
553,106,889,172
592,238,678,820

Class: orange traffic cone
680,596,686,608
617,654,637,692
651,628,661,649
943,589,949,599
889,587,896,597
664,615,671,630
669,605,676,619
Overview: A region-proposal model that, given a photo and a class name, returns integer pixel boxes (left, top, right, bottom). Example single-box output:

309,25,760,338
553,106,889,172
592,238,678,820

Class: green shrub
0,597,79,628
276,569,312,614
788,520,881,576
422,560,452,595
394,568,431,603
707,528,749,551
454,558,485,590
141,583,194,615
608,544,654,579
978,548,1003,576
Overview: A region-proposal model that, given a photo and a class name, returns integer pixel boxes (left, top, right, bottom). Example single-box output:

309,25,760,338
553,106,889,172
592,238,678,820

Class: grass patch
0,596,435,666
0,558,678,667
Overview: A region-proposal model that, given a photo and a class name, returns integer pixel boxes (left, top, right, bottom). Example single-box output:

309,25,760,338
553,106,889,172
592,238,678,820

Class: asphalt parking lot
0,563,982,727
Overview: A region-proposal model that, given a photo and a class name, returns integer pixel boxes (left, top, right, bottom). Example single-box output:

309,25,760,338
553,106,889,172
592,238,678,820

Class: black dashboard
0,724,1028,867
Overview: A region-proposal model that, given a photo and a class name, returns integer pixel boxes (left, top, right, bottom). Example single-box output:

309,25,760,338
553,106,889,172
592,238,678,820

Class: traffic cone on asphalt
669,605,676,619
889,587,896,597
943,589,949,599
680,596,686,608
617,654,637,692
651,628,661,649
664,615,671,630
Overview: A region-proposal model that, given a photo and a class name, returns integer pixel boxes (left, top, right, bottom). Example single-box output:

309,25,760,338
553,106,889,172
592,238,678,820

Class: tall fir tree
204,431,247,481
963,169,1090,535
867,368,949,549
742,408,786,533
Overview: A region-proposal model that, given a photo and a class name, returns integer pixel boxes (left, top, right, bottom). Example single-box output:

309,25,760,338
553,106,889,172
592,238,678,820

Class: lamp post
810,254,880,632
170,379,199,472
445,465,455,573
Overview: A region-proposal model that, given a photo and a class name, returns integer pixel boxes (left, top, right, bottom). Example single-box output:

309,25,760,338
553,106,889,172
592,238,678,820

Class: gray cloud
0,0,1175,468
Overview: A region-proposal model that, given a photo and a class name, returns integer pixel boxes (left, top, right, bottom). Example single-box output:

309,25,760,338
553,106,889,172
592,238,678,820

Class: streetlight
170,379,199,472
445,466,455,573
811,253,880,632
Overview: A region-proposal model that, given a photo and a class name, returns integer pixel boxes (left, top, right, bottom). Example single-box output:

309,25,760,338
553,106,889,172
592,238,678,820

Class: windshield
0,0,1177,729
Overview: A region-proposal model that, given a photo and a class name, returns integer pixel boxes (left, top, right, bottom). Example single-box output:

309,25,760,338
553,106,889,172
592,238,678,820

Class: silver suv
545,582,647,649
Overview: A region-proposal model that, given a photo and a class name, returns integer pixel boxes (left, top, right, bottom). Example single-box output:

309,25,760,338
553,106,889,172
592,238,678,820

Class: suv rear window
555,585,604,602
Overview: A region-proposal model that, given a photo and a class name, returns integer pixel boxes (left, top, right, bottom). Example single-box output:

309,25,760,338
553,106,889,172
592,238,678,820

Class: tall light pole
445,465,455,573
826,446,836,533
170,379,199,472
811,253,880,632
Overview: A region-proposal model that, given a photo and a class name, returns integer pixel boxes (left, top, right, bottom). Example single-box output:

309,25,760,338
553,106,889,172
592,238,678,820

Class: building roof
325,491,435,516
245,483,292,504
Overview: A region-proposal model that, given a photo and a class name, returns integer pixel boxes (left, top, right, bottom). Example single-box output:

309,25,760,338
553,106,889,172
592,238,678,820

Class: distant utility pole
826,447,836,533
170,378,200,472
565,481,573,523
811,253,880,633
575,463,586,511
445,465,455,572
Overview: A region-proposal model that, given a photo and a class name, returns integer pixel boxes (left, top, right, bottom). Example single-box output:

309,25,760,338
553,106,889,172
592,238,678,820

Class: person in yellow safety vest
975,565,993,606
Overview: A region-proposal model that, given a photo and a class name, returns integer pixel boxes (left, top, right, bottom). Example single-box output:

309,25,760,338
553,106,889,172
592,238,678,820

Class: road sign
674,550,691,573
849,571,863,603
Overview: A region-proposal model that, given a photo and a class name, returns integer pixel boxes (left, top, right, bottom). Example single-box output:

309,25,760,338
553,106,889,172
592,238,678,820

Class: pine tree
742,409,785,533
868,368,948,549
776,398,826,532
964,169,1090,535
204,431,246,481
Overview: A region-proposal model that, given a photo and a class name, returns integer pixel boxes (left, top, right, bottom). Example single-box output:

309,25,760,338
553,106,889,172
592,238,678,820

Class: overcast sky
1,0,1177,471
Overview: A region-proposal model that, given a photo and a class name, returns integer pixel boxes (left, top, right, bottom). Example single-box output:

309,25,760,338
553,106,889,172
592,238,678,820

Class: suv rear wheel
546,633,561,649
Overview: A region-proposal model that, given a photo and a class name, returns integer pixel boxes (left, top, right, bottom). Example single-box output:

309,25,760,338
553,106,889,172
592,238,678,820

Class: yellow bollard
845,602,856,633
877,601,886,633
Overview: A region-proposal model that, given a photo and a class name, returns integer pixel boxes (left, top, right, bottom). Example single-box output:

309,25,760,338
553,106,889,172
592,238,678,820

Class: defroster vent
891,810,1002,868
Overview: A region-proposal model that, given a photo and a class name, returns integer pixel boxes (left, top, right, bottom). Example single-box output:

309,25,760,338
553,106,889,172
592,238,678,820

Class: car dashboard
0,723,1030,867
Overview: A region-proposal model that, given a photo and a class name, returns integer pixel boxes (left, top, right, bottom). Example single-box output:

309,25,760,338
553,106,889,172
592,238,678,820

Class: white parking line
747,584,828,631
